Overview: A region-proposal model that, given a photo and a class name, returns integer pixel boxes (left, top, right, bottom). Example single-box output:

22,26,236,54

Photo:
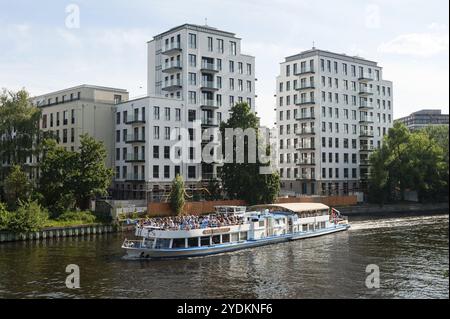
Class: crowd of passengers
138,214,245,230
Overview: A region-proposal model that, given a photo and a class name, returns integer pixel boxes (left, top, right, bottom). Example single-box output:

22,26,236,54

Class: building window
230,41,236,55
189,33,196,49
153,146,159,159
153,166,159,179
188,166,196,179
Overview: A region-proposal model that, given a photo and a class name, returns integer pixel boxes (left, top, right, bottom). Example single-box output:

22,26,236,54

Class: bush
57,210,97,224
7,200,49,233
0,202,10,231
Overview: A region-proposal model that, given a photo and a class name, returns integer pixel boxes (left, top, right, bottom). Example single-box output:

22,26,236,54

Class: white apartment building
31,85,129,169
275,49,393,196
113,24,256,200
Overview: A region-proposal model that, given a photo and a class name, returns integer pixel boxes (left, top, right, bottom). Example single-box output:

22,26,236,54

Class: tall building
32,85,129,168
275,49,393,196
113,24,256,200
395,109,449,130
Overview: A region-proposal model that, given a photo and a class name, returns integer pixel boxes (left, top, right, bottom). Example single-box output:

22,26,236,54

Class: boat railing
122,239,152,249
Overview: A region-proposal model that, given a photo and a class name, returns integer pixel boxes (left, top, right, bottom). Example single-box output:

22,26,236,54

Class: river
0,213,448,299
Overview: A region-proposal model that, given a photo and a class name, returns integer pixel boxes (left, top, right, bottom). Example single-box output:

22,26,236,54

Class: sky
0,0,448,127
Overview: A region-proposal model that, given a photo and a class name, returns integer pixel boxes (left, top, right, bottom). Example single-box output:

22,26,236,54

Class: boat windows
222,233,230,243
259,220,265,227
212,235,221,245
239,231,248,241
200,236,211,246
302,224,308,232
172,238,186,248
231,233,239,242
188,237,199,247
154,238,171,249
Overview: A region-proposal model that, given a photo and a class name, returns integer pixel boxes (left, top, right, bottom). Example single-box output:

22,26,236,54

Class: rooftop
150,23,239,41
285,48,379,67
31,84,129,99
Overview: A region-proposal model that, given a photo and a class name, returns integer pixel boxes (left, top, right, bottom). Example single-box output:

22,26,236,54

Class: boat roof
249,203,329,213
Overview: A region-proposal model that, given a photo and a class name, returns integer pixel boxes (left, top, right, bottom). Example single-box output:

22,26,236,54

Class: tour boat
121,203,350,259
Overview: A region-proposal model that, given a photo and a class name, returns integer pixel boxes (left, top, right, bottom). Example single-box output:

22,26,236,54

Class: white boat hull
122,224,350,259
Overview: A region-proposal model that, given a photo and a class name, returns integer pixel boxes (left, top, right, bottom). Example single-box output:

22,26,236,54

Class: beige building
31,85,129,167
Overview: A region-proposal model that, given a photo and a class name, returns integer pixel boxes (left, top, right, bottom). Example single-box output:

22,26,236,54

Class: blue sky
1,0,448,127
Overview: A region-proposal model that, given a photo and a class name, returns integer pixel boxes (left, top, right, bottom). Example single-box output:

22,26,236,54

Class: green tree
0,202,10,231
72,134,113,210
169,174,185,215
3,165,32,210
219,102,280,205
0,89,43,199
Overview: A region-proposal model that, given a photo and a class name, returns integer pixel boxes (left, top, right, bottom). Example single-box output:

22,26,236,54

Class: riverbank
0,224,116,243
339,202,449,216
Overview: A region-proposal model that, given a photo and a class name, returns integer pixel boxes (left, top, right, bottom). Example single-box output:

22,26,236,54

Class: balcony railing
200,99,219,109
296,158,316,165
296,99,315,106
296,113,315,120
359,116,374,123
201,173,219,180
359,87,373,95
125,153,145,162
360,159,370,166
297,174,316,180
162,61,182,72
296,83,315,91
360,144,375,151
295,67,315,75
297,128,315,135
359,101,373,109
200,81,218,91
359,130,374,138
162,42,182,54
358,72,374,81
125,134,145,143
201,118,218,126
297,144,315,150
200,62,219,73
125,115,146,124
162,79,182,91
126,173,145,182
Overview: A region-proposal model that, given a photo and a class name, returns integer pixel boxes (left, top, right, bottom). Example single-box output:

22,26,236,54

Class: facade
275,49,393,196
395,109,449,130
113,24,256,200
32,85,129,168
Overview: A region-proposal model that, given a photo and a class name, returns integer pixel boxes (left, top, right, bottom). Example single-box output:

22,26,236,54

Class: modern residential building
113,24,256,200
275,49,393,196
32,85,129,168
395,109,449,130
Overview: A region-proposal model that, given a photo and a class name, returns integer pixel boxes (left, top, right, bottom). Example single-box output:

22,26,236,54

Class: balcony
295,67,315,76
359,87,374,96
296,144,315,151
360,159,371,166
359,130,374,138
295,99,316,106
296,113,315,121
360,144,375,152
126,173,145,182
200,62,219,74
125,153,145,163
201,118,218,127
200,99,219,109
296,174,316,180
201,173,219,181
125,134,146,144
295,158,316,166
359,116,374,124
162,61,182,73
359,101,374,110
162,79,182,91
296,83,316,91
200,81,219,91
358,72,374,82
161,42,182,55
125,115,146,125
296,128,315,135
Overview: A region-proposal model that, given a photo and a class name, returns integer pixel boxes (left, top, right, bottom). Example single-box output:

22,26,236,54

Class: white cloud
378,25,449,57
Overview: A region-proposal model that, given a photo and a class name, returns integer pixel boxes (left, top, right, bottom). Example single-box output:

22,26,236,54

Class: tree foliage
369,122,448,204
3,165,32,210
219,102,280,205
1,199,48,233
38,134,113,215
169,174,185,215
